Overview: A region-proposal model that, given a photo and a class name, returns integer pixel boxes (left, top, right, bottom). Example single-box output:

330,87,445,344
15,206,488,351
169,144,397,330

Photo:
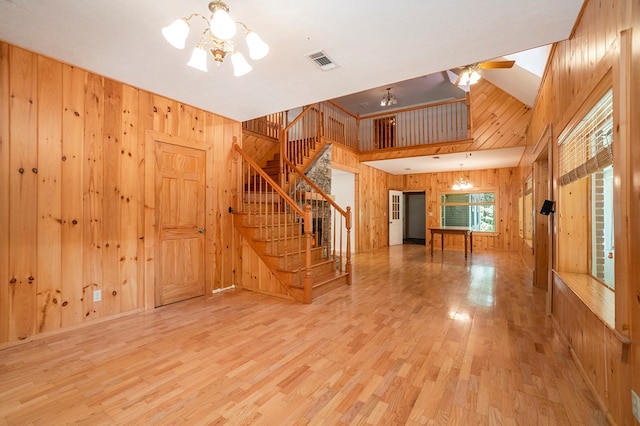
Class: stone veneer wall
296,145,332,248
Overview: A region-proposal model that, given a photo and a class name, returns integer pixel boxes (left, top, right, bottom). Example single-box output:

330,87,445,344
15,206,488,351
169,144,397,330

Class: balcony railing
359,98,470,152
243,96,470,153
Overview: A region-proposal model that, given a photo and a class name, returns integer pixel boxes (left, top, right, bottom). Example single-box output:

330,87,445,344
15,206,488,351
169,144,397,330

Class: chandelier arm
237,22,256,33
182,13,210,25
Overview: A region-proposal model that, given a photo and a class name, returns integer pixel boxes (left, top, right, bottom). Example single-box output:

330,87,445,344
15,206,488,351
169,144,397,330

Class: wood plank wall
519,0,637,424
390,168,520,251
0,42,240,345
331,144,519,253
331,144,390,253
470,80,531,150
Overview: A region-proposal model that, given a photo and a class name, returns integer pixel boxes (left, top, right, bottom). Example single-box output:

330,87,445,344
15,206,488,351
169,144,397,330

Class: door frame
144,131,213,310
403,191,426,244
531,125,554,315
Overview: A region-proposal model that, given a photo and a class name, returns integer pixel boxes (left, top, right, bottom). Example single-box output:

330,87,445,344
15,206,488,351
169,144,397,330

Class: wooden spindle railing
321,101,359,150
242,111,285,140
244,97,469,155
358,97,470,151
233,143,314,302
282,156,352,284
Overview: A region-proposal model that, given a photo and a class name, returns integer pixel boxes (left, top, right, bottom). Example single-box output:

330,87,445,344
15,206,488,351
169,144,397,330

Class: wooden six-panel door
155,142,206,307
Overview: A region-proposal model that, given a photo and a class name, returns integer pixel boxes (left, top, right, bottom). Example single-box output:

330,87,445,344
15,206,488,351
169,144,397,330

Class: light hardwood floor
0,246,607,425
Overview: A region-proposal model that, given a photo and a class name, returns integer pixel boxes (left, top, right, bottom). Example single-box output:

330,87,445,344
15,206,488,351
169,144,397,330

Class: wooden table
429,227,473,258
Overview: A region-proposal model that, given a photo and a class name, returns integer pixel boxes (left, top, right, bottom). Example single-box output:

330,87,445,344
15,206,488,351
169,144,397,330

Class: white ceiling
0,0,583,124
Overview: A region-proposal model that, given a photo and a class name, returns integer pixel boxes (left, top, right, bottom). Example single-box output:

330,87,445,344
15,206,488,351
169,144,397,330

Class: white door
389,190,403,246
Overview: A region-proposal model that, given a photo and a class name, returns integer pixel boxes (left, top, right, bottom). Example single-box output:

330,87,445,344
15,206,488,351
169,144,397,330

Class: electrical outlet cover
93,290,102,302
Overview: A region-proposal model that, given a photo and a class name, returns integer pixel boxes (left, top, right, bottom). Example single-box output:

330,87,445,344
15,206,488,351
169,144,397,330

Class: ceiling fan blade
479,60,515,69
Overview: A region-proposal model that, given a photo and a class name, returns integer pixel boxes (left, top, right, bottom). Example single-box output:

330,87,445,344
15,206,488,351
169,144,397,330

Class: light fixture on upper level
162,1,269,77
452,163,473,190
380,88,398,107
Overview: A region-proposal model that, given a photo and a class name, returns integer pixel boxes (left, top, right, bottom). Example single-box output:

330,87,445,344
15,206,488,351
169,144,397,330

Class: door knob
198,227,206,234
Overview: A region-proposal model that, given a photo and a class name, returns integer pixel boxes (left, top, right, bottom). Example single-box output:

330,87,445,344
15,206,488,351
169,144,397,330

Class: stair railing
242,111,285,140
232,142,314,302
280,104,321,187
282,156,352,285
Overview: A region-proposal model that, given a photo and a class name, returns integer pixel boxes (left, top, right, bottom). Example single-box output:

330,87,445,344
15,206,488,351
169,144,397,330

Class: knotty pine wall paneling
36,55,63,333
632,5,640,424
469,80,531,150
0,42,242,345
60,64,85,328
102,78,122,317
120,85,140,313
8,46,38,341
331,143,391,253
82,72,104,321
522,0,636,423
395,168,519,252
356,164,390,252
0,43,10,343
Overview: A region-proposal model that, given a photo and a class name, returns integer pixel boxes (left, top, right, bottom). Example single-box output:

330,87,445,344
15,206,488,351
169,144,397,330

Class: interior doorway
404,192,426,244
331,169,356,253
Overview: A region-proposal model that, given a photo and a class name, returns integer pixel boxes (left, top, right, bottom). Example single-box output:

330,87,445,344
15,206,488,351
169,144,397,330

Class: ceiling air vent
306,50,339,71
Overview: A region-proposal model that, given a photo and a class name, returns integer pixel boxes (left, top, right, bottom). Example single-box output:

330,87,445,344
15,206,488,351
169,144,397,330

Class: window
440,192,495,232
558,88,614,288
592,166,614,288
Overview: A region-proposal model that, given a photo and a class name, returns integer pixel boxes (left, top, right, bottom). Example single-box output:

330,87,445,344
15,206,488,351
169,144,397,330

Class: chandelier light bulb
162,19,190,49
380,88,397,107
210,4,237,40
246,31,269,60
468,69,481,85
458,70,470,86
187,47,209,72
452,163,473,190
231,51,252,77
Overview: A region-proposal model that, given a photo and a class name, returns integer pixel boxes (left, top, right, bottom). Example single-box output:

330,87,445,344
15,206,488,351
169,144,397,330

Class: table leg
441,233,444,252
430,231,434,256
470,232,473,253
464,233,468,258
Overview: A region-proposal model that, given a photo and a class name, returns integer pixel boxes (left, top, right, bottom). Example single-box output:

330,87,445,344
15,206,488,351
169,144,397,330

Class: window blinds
558,89,613,186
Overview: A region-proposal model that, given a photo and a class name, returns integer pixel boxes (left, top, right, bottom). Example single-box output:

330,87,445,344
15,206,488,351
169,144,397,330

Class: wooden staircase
232,142,351,303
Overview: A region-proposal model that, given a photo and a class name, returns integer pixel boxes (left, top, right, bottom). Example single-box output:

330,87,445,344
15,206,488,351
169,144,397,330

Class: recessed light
404,168,411,171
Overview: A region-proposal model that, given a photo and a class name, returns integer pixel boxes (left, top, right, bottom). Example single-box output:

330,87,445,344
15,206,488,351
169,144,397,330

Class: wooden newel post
346,206,352,285
303,204,313,303
279,133,286,189
232,138,239,213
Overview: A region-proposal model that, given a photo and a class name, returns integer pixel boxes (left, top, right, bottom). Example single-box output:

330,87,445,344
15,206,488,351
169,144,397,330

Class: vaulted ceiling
0,1,583,122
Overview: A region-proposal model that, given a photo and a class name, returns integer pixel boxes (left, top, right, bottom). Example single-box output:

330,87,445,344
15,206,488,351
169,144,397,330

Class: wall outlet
632,389,640,422
93,289,102,302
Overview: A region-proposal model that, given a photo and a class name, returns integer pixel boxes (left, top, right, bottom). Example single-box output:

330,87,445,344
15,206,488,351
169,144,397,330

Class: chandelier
452,163,473,190
380,88,397,107
161,1,269,77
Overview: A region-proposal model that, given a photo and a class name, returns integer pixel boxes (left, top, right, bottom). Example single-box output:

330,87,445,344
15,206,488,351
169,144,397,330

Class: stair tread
264,246,324,258
290,269,349,289
277,257,336,274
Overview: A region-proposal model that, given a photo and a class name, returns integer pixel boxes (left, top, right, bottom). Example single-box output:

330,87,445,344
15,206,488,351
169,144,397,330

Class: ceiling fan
454,60,516,86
